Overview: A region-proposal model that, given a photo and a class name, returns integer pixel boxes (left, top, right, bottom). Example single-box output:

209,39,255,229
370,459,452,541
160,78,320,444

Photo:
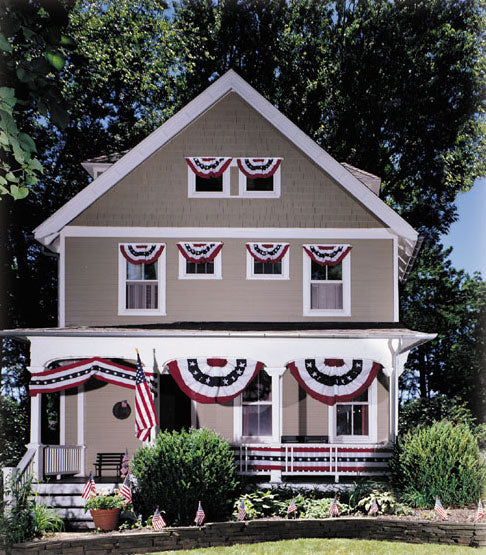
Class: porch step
33,481,118,530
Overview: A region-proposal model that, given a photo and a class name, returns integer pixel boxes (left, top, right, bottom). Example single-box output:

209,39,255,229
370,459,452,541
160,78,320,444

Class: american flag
237,499,246,521
119,474,132,505
121,448,130,477
476,499,485,523
81,472,96,500
194,501,205,526
434,496,448,520
329,495,340,517
287,498,297,515
135,351,158,442
368,498,379,515
152,506,166,530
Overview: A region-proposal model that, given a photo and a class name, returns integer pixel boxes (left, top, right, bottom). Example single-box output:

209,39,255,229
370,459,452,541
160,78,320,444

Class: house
2,70,434,526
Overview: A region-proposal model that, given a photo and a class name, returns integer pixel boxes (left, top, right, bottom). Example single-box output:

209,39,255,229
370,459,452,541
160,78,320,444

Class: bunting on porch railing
29,357,156,396
185,157,232,178
120,244,165,265
246,243,289,263
177,242,223,264
237,158,281,178
167,358,264,404
287,358,382,405
303,244,351,267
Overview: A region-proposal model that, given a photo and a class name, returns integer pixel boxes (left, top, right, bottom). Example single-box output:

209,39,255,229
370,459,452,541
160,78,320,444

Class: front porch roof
1,322,436,353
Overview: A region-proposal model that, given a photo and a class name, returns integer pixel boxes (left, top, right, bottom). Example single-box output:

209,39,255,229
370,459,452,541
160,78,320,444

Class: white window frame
233,369,273,444
238,165,281,198
178,249,222,280
302,249,351,316
246,248,289,280
118,244,166,316
328,380,377,444
187,166,231,198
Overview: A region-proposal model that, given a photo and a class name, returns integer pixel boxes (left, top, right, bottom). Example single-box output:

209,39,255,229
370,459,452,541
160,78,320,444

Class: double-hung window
240,371,272,438
118,243,166,315
303,244,351,316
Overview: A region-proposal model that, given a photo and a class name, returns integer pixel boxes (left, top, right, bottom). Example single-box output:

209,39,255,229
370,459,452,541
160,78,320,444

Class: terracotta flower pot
90,508,121,531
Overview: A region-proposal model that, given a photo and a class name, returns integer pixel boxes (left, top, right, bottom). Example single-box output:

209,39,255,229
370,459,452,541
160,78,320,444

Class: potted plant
84,490,127,531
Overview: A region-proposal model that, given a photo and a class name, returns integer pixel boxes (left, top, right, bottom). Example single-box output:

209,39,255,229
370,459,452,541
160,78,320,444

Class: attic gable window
238,158,282,198
186,157,231,197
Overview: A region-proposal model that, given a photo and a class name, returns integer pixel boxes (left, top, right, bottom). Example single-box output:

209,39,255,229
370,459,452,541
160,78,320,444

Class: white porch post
264,367,286,483
388,338,402,442
76,385,86,476
28,391,43,478
59,391,66,445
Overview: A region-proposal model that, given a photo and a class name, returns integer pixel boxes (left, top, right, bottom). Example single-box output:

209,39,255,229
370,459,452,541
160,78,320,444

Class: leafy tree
0,396,28,467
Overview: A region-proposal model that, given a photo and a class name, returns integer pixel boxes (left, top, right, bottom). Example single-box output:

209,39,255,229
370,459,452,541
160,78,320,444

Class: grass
150,538,486,554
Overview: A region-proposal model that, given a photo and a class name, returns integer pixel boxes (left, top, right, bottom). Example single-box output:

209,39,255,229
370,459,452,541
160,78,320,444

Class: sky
440,178,485,277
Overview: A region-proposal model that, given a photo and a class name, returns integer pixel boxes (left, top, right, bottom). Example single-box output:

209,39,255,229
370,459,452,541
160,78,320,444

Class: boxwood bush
390,421,486,507
131,428,239,525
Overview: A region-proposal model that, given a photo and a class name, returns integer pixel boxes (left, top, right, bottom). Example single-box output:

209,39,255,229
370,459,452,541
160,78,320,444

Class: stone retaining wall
2,518,485,554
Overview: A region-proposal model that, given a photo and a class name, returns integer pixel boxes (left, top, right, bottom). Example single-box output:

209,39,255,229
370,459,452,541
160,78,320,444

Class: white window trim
178,250,222,280
245,249,289,280
238,165,281,198
302,248,351,317
118,244,166,316
187,166,230,198
328,379,377,444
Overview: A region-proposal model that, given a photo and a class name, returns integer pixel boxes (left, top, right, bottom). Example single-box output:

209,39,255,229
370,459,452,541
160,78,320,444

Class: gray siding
71,93,383,229
64,237,394,325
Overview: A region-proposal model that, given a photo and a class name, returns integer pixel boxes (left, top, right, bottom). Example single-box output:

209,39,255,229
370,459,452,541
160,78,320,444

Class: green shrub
32,504,64,537
302,497,350,518
354,489,411,515
232,491,304,520
0,474,36,545
390,420,486,507
131,428,239,525
83,491,126,511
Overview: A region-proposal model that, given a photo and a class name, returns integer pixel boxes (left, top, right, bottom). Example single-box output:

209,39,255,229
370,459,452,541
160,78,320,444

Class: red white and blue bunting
246,243,289,263
177,242,223,263
29,358,156,396
287,358,382,405
237,158,282,178
167,358,264,404
120,244,165,265
303,244,352,267
185,157,232,178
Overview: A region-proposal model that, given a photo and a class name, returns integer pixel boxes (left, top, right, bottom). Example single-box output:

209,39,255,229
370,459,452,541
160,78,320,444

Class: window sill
179,274,222,280
329,436,376,444
247,275,289,280
303,309,351,317
118,309,166,316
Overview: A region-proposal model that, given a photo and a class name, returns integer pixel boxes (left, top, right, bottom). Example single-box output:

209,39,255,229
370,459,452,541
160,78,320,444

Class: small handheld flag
476,499,485,523
119,474,132,505
237,499,246,521
81,472,96,500
368,498,379,516
287,498,297,516
194,501,205,526
329,495,340,517
121,448,130,477
152,506,166,530
434,496,448,520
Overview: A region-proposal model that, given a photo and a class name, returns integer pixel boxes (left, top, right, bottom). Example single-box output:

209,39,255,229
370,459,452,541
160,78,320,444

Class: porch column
264,367,286,483
27,366,43,478
76,385,86,476
388,338,402,442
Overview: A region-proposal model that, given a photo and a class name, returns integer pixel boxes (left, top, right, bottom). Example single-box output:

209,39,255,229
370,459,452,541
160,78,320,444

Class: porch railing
233,443,393,481
43,445,83,476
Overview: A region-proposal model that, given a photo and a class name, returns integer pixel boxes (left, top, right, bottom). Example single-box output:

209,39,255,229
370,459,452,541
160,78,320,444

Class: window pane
336,405,352,435
143,262,157,280
186,261,215,274
242,405,272,436
254,262,264,274
311,260,327,280
127,262,143,280
311,283,343,309
264,262,281,274
327,262,342,280
243,371,272,402
195,175,223,192
353,404,369,435
126,283,158,309
186,262,196,274
246,176,274,192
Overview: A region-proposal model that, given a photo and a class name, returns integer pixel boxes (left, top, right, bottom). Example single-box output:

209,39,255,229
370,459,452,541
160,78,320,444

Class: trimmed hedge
131,428,239,525
390,420,486,507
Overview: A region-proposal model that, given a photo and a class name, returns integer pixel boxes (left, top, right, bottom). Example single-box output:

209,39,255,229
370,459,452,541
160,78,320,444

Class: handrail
14,447,37,486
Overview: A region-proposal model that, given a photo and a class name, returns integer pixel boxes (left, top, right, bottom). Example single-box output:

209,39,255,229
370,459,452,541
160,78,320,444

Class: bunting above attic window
120,244,165,265
246,243,289,263
287,358,382,405
167,358,264,404
177,242,223,263
29,357,156,396
237,158,282,178
185,157,232,178
303,244,352,267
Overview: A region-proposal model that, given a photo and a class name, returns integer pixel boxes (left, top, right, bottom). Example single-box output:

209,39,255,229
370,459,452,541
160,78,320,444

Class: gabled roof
34,69,418,246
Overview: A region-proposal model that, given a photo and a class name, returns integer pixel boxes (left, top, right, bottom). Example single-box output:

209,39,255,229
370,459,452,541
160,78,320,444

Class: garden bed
2,516,485,554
